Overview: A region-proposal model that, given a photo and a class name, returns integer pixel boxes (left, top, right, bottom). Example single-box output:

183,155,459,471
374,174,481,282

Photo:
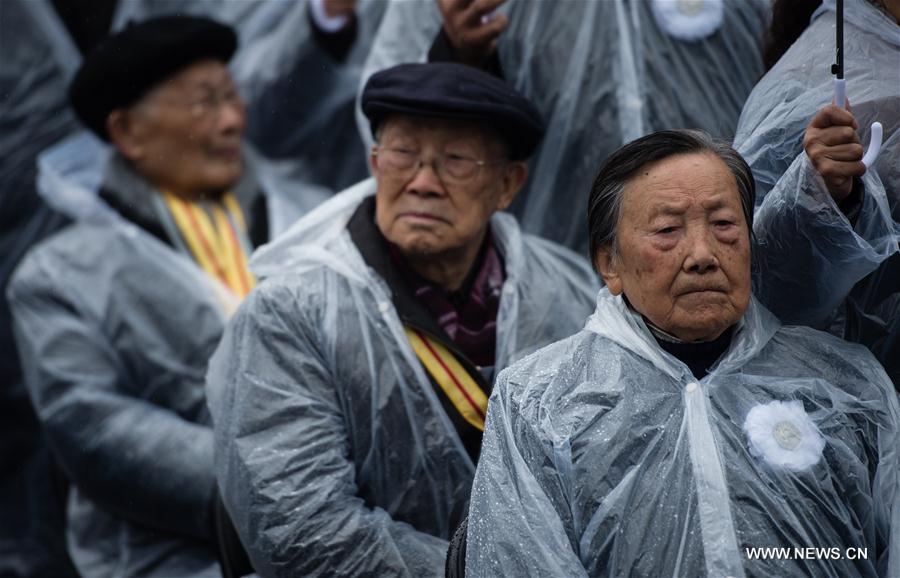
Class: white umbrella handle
861,122,883,170
834,78,883,169
834,78,846,108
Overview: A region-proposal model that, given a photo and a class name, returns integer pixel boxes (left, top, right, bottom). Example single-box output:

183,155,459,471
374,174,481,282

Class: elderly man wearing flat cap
7,16,271,578
206,62,598,577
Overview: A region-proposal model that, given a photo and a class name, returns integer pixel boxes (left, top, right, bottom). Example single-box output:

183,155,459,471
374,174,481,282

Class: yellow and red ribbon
405,326,488,431
161,191,256,298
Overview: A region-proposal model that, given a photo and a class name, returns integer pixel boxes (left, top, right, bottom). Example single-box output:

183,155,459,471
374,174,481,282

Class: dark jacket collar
346,196,496,385
348,196,493,462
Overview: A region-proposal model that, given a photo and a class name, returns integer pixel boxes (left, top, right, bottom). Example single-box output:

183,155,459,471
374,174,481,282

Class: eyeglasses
373,146,508,184
153,87,245,121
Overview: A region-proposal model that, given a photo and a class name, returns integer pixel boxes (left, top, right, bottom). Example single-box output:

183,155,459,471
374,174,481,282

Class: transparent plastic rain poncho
356,0,767,251
0,2,83,575
467,287,900,577
114,0,386,193
734,0,900,385
206,180,599,577
6,138,254,578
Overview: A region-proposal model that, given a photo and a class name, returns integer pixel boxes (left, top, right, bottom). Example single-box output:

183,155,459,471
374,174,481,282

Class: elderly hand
438,0,509,67
803,103,866,203
323,0,358,19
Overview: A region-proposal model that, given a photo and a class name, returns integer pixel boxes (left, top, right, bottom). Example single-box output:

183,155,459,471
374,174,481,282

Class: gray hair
587,129,756,267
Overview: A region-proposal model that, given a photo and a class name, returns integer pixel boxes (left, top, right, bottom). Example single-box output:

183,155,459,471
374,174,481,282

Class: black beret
362,63,544,160
69,16,238,141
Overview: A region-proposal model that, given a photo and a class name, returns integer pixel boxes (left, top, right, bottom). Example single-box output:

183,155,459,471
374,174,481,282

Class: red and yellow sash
405,326,488,431
161,191,256,298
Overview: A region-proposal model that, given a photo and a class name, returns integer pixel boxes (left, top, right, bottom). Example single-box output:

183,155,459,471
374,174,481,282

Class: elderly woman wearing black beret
7,15,271,578
205,62,599,577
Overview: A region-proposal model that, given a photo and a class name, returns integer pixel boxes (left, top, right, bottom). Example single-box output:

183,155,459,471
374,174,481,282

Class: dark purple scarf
389,231,504,368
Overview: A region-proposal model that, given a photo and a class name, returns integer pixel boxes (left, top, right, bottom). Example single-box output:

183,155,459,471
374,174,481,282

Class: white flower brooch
651,0,724,42
743,400,825,472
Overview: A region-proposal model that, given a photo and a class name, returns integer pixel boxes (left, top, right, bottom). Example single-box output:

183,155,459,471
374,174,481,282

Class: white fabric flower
743,400,825,472
651,0,724,42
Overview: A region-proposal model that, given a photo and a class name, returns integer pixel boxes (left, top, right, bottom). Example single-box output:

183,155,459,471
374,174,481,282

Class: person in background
207,62,599,577
355,0,768,253
0,1,116,574
760,0,823,72
465,130,900,576
735,0,900,386
117,0,388,195
7,16,271,578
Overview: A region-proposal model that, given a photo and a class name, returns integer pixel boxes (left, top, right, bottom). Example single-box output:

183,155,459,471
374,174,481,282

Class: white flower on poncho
743,400,825,472
651,0,724,42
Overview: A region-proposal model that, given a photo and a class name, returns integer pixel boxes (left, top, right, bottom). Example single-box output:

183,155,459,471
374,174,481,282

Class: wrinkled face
881,0,900,23
370,116,525,260
113,59,245,198
596,153,751,342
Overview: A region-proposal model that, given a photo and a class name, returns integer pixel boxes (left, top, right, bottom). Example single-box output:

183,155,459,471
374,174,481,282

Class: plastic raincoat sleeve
224,0,387,192
208,278,449,578
232,4,356,144
736,0,900,331
752,154,897,328
466,369,589,577
7,257,216,541
355,0,441,150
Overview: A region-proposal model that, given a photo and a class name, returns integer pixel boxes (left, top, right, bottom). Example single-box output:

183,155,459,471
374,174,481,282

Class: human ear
496,162,528,211
368,145,380,176
594,247,623,295
107,109,144,162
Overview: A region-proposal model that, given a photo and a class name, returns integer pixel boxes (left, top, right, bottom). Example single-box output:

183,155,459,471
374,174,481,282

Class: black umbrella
832,0,883,168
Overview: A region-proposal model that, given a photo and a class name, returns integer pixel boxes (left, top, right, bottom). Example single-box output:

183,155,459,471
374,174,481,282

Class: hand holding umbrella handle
834,78,883,170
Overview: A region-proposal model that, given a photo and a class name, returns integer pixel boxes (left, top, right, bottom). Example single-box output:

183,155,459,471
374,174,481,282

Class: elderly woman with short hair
465,130,900,577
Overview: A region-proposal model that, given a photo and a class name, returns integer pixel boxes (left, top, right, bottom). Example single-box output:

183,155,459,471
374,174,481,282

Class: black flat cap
362,63,544,160
69,16,237,141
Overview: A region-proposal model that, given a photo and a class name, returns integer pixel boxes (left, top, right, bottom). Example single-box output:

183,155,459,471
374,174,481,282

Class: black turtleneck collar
652,326,735,379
